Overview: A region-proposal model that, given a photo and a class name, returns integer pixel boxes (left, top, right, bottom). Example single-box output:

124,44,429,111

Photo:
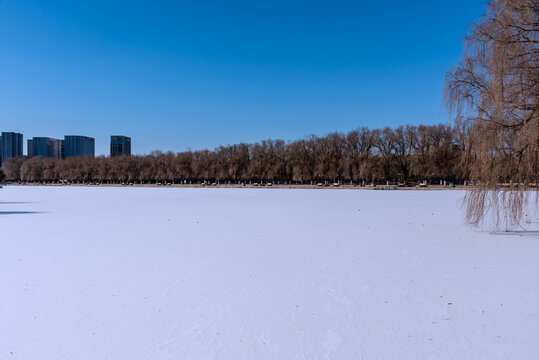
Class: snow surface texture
1,187,538,360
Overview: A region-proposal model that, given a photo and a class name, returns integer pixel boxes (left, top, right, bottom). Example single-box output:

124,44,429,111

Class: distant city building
110,135,131,157
64,135,95,158
27,137,62,159
1,132,24,165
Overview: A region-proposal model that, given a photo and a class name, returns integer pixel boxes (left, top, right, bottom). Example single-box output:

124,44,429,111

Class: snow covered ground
1,186,538,359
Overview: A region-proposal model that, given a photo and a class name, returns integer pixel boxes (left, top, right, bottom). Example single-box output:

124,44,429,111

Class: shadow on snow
490,230,539,237
0,211,43,215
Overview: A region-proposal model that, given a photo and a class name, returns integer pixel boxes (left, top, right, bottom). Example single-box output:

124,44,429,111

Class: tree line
2,123,480,185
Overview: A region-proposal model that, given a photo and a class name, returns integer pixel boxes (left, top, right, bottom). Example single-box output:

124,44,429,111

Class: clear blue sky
0,0,486,155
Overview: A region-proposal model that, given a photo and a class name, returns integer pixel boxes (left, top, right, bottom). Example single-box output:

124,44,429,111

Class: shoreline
2,183,465,191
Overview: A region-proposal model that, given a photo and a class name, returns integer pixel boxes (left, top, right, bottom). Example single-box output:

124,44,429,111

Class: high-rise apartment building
1,132,24,165
64,136,95,158
27,137,62,159
110,135,131,157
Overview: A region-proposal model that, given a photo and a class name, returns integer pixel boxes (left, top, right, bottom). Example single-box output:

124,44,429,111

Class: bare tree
343,127,374,183
1,157,26,181
391,125,417,182
444,0,538,228
452,118,475,183
373,128,396,182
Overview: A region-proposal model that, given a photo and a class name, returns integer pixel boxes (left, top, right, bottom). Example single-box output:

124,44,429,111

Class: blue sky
0,0,486,155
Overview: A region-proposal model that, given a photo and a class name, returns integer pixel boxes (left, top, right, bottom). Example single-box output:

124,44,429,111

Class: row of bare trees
2,123,480,185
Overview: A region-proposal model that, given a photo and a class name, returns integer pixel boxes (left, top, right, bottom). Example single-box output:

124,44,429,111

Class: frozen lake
1,186,538,359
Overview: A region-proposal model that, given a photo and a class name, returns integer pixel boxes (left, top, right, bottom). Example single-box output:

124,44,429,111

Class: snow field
1,186,538,359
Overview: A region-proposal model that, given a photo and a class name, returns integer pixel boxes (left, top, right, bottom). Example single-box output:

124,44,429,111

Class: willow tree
444,0,538,228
